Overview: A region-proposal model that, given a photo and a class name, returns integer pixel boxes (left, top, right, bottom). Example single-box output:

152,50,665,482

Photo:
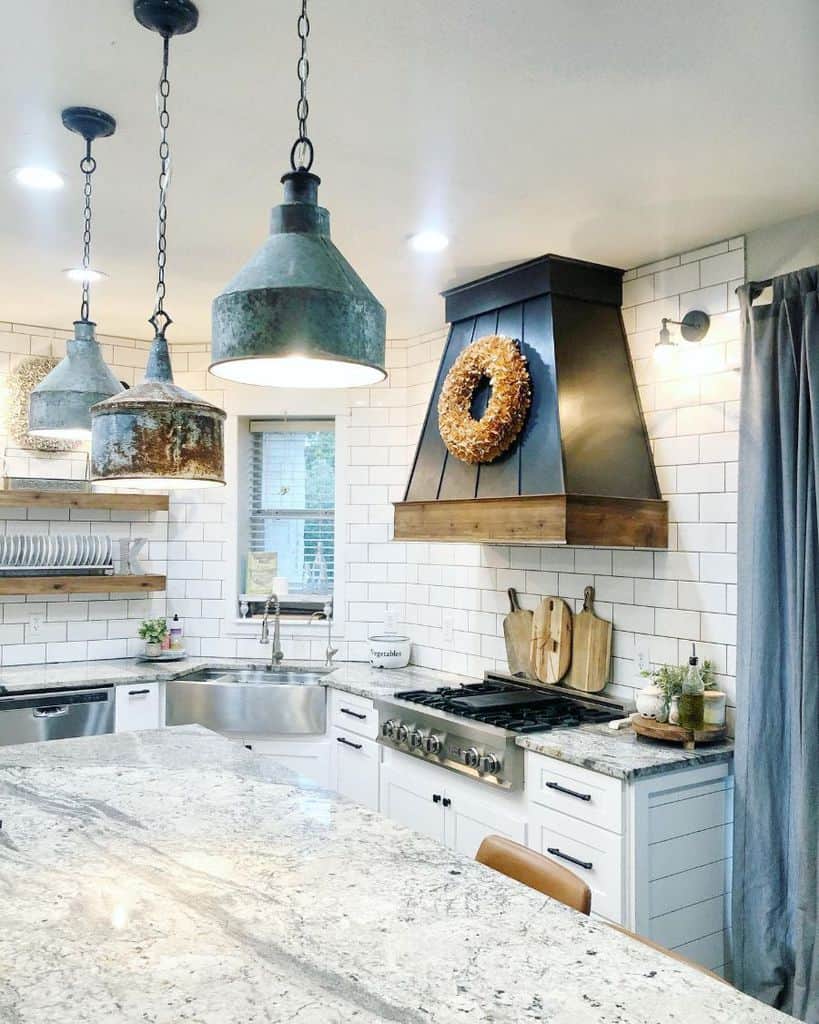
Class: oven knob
423,733,443,755
382,719,399,739
463,747,480,769
394,723,409,744
408,729,424,750
480,753,501,776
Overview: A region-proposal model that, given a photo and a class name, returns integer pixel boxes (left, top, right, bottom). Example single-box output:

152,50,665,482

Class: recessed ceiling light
63,267,109,284
13,166,65,191
408,230,449,253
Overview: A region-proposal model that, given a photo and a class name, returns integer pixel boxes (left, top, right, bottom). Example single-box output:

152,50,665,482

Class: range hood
393,255,668,547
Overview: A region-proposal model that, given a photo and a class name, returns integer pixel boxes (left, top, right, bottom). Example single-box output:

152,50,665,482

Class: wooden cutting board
564,586,612,693
530,596,572,684
502,588,534,678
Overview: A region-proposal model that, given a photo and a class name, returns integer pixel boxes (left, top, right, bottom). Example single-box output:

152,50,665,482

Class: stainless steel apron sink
165,665,332,735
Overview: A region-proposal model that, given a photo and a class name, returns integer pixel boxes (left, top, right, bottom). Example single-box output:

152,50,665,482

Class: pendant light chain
79,141,97,323
152,34,173,336
290,0,314,172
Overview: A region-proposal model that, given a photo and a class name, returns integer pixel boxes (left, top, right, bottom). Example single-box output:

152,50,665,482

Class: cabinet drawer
329,689,378,740
528,804,624,923
115,682,161,733
526,752,624,834
330,728,380,811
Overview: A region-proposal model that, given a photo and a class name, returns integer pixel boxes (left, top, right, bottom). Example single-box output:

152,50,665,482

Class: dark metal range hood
393,254,668,548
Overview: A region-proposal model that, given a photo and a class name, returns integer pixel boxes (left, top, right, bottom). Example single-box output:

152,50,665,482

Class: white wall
380,239,745,729
0,237,743,717
0,325,168,665
746,209,819,282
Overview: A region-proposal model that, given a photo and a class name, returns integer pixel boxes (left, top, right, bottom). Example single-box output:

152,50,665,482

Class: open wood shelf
393,494,668,548
0,574,167,596
0,489,169,512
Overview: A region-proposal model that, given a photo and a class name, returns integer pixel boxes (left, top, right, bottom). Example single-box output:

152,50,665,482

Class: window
243,419,335,617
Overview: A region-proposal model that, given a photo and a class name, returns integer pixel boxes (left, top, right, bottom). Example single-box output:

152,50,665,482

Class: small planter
144,641,162,658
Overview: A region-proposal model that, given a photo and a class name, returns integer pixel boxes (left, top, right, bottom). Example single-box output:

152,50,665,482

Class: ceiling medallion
210,0,386,389
91,0,225,490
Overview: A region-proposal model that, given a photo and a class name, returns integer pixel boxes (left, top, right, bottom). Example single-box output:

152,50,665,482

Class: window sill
225,618,343,638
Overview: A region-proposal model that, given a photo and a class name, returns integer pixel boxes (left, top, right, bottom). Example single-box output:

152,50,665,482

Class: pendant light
91,0,225,490
29,108,123,440
210,0,386,389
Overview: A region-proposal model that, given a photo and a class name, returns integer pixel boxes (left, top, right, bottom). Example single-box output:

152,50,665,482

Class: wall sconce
654,309,711,364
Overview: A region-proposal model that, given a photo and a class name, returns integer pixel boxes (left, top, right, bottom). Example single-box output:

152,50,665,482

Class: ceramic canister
703,690,726,726
368,634,411,669
635,685,665,720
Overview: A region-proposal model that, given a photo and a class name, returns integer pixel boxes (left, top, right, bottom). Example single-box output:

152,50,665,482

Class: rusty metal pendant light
29,108,123,440
210,0,386,389
91,0,225,490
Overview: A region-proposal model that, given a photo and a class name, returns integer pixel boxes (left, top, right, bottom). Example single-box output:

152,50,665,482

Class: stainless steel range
376,672,626,791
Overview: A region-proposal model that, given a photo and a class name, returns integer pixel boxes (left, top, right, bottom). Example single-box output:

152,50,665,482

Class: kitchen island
0,726,782,1023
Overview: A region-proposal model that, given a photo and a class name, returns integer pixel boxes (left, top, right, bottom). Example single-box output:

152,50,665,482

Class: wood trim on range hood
393,494,668,548
395,254,669,550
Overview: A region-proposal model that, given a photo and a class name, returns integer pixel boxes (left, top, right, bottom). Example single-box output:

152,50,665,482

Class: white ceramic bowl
368,634,411,669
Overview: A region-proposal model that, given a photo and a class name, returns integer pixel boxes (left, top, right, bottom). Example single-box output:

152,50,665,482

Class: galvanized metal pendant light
210,0,386,389
91,0,225,490
29,108,123,440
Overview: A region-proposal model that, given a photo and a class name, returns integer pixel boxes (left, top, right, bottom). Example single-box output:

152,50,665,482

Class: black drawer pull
546,781,591,802
244,744,253,750
340,707,367,720
432,793,441,803
548,847,593,871
128,689,151,697
442,797,451,808
337,737,363,750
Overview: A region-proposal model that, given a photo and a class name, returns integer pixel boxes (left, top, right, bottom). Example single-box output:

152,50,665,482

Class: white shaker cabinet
525,751,734,978
380,748,527,857
242,735,332,789
115,682,162,733
330,728,380,811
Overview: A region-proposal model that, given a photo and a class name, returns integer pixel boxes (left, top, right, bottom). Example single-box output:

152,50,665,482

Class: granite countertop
0,727,781,1023
0,656,470,700
0,657,733,780
518,723,735,782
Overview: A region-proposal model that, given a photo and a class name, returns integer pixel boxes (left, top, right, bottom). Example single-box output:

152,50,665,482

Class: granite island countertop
0,727,779,1023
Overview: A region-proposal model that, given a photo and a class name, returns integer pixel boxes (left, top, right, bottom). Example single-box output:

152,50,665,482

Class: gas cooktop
375,673,627,790
393,680,619,733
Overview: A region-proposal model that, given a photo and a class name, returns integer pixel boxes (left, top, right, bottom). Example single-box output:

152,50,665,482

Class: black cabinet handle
340,708,367,720
337,736,363,750
432,793,441,803
128,689,151,697
244,744,253,750
442,797,451,808
547,847,593,871
546,781,591,802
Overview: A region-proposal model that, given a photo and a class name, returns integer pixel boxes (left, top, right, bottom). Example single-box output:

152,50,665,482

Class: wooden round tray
632,715,726,750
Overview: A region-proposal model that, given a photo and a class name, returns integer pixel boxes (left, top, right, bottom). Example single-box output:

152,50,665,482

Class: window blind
248,419,335,606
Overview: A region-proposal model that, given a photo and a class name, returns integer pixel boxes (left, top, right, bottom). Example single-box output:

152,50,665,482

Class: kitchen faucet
260,592,284,668
311,601,338,667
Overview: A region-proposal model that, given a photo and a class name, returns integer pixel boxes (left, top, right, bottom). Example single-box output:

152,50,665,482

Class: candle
272,576,289,597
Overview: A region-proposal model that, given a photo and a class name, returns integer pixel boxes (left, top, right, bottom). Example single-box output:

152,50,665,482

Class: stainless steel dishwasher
0,686,115,746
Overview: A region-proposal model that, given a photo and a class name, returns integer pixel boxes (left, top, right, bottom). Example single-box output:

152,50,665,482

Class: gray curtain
735,267,819,1022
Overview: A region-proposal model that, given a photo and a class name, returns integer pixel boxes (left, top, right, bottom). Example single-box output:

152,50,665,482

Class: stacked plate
0,534,114,576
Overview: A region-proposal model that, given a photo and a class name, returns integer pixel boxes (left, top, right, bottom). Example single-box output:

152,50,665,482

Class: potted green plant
138,617,168,658
640,660,715,723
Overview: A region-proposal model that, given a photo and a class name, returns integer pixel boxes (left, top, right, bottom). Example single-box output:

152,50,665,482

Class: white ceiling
2,0,818,343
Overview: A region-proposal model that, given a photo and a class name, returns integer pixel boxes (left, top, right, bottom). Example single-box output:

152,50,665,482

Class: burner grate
395,683,619,733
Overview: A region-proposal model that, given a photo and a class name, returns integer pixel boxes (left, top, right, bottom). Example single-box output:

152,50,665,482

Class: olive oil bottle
679,643,705,731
